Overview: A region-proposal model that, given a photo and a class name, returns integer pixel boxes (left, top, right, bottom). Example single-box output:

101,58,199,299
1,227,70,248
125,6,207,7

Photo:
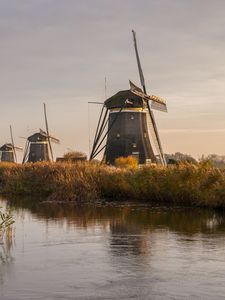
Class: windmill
22,103,60,163
90,30,168,165
0,126,22,163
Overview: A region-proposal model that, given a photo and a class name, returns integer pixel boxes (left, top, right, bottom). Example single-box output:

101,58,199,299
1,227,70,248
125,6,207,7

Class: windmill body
90,84,167,165
22,104,60,164
104,90,156,164
90,31,168,165
25,132,50,163
0,144,15,162
0,126,22,163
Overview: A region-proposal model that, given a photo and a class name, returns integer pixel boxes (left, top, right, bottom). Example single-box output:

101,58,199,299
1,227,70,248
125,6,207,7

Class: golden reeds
0,161,225,208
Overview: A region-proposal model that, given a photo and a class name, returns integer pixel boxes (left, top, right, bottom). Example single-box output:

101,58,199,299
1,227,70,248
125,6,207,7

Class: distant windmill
22,103,60,163
90,30,168,165
0,126,22,163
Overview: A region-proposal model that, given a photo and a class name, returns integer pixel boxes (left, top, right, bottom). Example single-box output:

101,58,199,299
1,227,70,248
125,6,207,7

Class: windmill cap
28,132,48,142
0,143,14,151
104,90,145,109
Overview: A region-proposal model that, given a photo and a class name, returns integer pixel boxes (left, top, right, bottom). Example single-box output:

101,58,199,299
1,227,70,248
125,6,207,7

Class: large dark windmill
22,104,60,163
90,31,168,165
0,126,22,163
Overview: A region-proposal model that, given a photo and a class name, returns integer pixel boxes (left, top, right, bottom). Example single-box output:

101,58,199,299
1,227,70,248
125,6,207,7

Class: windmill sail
44,103,54,161
10,125,17,163
39,128,60,143
150,95,167,112
132,30,145,88
129,80,144,95
146,111,164,164
132,30,167,166
130,80,167,112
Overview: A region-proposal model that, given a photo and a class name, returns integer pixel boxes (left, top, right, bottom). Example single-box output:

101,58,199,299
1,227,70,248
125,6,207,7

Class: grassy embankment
0,161,225,208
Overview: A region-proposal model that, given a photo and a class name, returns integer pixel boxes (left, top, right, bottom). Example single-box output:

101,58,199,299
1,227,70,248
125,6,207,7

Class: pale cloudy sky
1,0,225,161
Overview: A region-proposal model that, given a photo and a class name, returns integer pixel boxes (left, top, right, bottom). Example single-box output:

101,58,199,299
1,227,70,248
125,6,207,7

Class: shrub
63,151,87,159
115,156,138,169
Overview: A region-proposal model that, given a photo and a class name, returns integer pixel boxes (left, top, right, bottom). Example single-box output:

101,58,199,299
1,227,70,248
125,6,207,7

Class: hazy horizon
1,0,225,161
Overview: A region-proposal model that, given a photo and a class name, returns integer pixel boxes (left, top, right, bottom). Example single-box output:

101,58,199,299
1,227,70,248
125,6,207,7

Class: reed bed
0,161,225,208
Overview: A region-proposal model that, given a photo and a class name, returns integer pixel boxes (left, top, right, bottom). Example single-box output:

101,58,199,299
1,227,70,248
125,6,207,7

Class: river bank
0,161,225,208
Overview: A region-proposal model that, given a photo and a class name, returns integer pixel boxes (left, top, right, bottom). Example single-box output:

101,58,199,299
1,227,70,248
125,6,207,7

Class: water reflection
4,198,225,261
1,198,225,299
5,197,225,235
0,228,14,286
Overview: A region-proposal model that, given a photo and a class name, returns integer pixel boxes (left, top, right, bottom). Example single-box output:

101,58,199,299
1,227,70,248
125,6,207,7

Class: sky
1,0,225,161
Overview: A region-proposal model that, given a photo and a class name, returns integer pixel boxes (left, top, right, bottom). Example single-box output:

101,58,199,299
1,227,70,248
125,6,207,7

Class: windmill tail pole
132,30,167,166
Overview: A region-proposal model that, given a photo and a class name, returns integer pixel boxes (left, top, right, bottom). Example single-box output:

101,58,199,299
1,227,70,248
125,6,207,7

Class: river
1,198,225,299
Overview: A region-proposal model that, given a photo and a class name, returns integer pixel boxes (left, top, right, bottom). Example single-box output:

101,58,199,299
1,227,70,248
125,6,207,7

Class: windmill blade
22,140,29,164
40,129,60,143
49,135,60,144
14,146,23,151
131,30,167,166
132,30,146,88
43,103,54,161
129,80,153,102
150,95,167,112
44,103,50,136
147,103,167,166
10,125,17,163
39,128,48,136
146,111,165,165
129,80,167,112
129,80,144,94
129,80,152,102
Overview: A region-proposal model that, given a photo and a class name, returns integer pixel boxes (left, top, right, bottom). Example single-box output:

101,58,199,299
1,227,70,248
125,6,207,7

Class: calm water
1,198,225,299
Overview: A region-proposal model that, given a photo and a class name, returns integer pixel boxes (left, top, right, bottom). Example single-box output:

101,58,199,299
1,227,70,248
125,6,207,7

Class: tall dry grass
0,161,225,207
0,162,101,201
